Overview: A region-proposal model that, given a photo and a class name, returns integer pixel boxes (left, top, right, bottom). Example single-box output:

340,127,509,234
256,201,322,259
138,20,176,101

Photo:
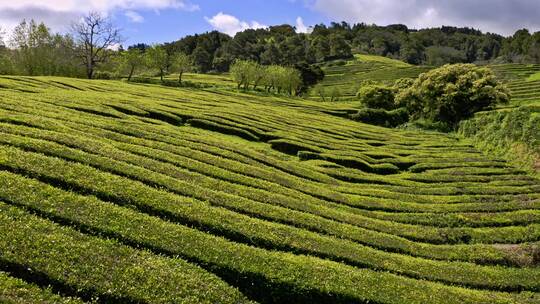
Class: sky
0,0,540,46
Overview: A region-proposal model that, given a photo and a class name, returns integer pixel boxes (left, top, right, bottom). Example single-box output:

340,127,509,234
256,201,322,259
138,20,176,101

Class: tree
71,12,122,79
357,84,397,110
171,52,192,83
230,60,255,90
145,45,169,81
10,19,54,75
294,62,324,94
329,34,352,59
248,62,266,90
425,46,467,66
191,46,213,72
278,67,302,95
311,37,330,62
121,48,144,81
396,64,510,128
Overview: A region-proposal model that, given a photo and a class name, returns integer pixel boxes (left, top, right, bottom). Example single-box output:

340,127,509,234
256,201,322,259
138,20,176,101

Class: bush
351,107,409,127
459,107,540,177
357,84,396,110
93,71,119,80
393,78,415,90
396,64,510,128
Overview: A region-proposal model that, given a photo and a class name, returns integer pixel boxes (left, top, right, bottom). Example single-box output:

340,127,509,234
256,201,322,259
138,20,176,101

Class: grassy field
0,75,539,303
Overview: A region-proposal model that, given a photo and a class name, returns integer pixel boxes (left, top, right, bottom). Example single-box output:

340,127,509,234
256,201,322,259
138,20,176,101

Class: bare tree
72,12,122,79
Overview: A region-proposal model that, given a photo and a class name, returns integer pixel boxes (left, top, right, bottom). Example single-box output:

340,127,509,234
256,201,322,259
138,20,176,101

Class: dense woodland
0,16,539,79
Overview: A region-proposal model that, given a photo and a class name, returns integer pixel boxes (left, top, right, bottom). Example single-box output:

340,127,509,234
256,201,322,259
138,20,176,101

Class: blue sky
1,0,540,46
116,0,325,46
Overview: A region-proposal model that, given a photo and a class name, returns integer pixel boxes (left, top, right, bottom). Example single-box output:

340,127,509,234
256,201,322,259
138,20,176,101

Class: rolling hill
308,54,432,100
0,75,539,303
460,63,540,178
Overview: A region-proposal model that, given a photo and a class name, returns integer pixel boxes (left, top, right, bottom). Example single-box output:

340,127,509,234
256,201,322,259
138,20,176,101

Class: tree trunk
87,67,94,79
178,71,183,84
128,65,135,81
160,69,164,82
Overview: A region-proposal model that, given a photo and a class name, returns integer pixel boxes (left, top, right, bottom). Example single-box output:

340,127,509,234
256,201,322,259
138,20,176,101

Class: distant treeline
1,17,539,79
158,22,540,72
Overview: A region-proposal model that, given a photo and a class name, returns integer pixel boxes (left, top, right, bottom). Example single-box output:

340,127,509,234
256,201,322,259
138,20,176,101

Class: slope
308,54,432,100
0,76,539,303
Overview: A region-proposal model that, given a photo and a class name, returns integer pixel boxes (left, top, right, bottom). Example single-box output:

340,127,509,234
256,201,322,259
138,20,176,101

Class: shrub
93,71,119,80
393,78,415,90
459,107,540,177
351,107,409,127
396,64,510,128
356,84,396,110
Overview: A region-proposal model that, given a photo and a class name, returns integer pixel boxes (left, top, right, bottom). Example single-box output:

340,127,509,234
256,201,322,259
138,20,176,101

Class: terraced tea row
0,76,539,303
308,54,432,100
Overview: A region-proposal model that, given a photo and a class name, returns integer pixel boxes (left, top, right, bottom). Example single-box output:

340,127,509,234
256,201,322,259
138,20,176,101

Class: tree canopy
396,64,510,127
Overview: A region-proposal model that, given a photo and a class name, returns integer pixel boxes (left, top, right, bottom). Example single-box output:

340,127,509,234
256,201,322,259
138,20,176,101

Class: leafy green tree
357,84,397,110
191,46,213,72
399,38,424,65
281,67,302,95
294,62,324,94
311,37,331,62
249,62,266,90
263,65,282,92
120,48,144,81
230,59,252,89
10,19,54,75
145,45,169,81
170,52,192,83
396,64,510,128
260,44,281,65
425,46,467,66
329,34,352,59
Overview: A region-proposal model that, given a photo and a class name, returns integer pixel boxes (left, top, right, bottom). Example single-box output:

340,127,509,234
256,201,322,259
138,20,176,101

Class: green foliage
426,46,467,66
351,107,409,127
393,77,415,90
230,60,302,95
170,52,192,83
294,62,325,94
230,59,254,89
396,64,510,127
120,48,144,81
145,45,169,81
357,84,397,110
459,107,540,177
7,19,83,77
93,71,119,80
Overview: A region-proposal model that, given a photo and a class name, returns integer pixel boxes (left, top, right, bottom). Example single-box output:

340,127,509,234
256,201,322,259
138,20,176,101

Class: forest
1,16,540,80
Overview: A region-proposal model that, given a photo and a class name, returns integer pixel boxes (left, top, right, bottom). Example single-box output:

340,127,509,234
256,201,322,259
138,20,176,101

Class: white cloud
125,10,144,23
295,16,310,33
0,1,199,13
309,0,540,36
205,12,267,36
0,0,199,32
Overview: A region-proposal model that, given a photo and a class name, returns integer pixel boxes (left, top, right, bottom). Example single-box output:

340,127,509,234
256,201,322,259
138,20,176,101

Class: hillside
459,63,540,177
0,76,539,303
308,54,432,100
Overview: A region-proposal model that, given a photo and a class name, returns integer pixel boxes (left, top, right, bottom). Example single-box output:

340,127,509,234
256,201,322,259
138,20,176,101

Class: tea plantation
0,75,539,303
308,54,432,100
